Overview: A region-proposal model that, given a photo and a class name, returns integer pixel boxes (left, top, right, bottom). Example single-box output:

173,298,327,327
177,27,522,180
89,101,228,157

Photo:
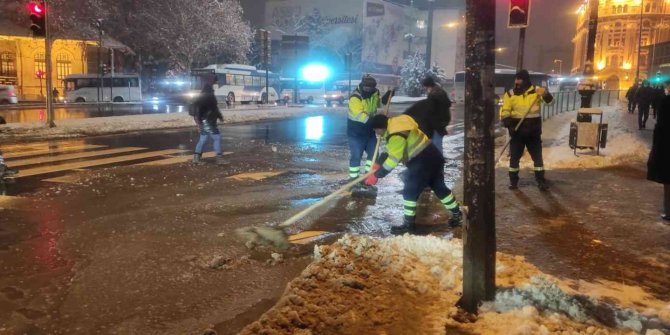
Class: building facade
572,0,670,89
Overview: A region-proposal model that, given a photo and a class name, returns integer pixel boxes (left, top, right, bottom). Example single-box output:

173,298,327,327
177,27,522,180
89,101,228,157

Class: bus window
455,72,465,83
225,74,234,86
64,79,76,91
234,75,244,86
252,76,261,86
129,78,139,87
112,78,126,87
77,78,97,88
244,75,253,86
261,77,267,87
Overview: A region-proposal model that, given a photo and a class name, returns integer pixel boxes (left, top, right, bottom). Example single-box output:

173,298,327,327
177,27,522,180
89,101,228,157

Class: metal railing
540,90,624,120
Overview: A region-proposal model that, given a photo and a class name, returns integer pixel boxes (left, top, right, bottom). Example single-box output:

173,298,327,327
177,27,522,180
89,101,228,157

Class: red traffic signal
35,70,45,78
28,2,44,16
508,0,531,28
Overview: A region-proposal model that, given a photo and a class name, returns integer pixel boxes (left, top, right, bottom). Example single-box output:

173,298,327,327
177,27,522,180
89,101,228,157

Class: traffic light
28,1,46,37
508,0,531,28
101,64,109,75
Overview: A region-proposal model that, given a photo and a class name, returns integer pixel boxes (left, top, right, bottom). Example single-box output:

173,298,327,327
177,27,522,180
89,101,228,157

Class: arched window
645,3,651,12
624,5,628,13
617,5,623,13
611,55,619,67
56,53,72,80
0,52,16,77
34,52,45,77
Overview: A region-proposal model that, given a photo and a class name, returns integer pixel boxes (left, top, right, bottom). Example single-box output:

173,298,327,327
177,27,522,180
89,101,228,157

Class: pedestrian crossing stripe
0,195,31,210
288,231,329,245
0,140,90,153
9,147,146,168
14,149,187,178
134,152,233,166
226,171,285,181
42,174,82,184
3,144,107,159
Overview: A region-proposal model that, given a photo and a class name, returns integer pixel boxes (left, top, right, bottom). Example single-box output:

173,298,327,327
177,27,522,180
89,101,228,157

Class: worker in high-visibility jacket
500,69,554,191
347,75,392,179
364,114,463,234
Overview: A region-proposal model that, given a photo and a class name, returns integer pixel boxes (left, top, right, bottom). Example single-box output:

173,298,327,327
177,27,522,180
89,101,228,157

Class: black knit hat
515,70,531,83
360,74,377,93
421,76,437,87
370,114,388,129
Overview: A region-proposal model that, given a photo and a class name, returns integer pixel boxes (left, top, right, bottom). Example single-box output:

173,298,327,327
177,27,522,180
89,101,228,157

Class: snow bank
240,235,664,334
501,103,651,170
0,107,344,143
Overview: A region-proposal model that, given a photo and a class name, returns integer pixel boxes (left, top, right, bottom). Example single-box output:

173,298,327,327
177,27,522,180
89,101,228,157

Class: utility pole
459,0,496,313
578,0,599,114
516,28,526,70
346,52,352,96
425,0,435,69
96,19,103,105
44,0,55,127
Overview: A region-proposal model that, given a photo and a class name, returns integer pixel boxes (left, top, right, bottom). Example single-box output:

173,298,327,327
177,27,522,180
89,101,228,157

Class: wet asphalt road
0,105,465,334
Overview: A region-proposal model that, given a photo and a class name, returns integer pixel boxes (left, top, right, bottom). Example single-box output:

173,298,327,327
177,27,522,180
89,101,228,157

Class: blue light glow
305,116,324,141
301,64,330,82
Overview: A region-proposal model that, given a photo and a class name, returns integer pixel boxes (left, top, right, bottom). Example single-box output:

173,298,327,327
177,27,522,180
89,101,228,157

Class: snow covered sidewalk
235,103,670,335
0,106,345,143
240,235,668,334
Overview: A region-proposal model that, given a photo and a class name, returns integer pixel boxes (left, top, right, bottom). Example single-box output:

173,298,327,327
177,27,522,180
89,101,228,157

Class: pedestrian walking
52,88,60,102
626,83,639,114
635,80,654,129
500,70,554,191
364,113,463,234
192,84,225,165
647,80,670,222
0,116,18,177
346,74,392,180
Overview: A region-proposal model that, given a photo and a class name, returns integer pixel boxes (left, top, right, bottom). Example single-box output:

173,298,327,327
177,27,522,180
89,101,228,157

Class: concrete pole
44,0,55,127
460,0,496,314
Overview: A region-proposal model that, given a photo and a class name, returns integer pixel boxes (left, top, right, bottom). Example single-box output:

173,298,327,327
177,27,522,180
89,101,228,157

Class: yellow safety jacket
377,115,432,176
348,89,380,124
500,85,552,120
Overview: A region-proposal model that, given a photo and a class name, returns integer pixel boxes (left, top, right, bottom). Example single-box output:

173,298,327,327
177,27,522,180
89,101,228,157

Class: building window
0,52,16,77
34,53,45,77
645,3,651,12
624,5,628,13
56,53,72,80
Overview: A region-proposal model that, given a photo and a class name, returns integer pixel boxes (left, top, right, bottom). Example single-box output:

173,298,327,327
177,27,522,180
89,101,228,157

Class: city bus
190,64,279,104
63,74,142,103
279,78,327,104
451,68,552,103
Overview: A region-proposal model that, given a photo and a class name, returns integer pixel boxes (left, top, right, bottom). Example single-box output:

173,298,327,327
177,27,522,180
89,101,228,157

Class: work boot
448,208,463,228
192,153,204,165
215,154,227,165
508,180,519,190
0,164,18,177
391,216,416,235
508,171,519,190
537,178,549,192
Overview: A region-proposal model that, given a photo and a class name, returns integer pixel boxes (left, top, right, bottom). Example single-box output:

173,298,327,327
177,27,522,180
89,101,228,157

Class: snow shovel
236,137,382,249
494,96,541,166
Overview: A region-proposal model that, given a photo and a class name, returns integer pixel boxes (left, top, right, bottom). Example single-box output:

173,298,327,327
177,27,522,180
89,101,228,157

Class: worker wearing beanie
364,114,463,234
500,69,554,191
347,74,393,180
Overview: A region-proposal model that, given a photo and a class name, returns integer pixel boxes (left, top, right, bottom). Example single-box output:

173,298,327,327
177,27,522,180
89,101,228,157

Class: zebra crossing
2,140,230,181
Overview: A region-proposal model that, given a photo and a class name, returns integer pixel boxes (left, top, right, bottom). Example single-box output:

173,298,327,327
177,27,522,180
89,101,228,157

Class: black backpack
188,99,200,117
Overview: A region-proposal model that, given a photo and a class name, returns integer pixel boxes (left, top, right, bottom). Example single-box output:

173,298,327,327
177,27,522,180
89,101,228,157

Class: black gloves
501,117,516,129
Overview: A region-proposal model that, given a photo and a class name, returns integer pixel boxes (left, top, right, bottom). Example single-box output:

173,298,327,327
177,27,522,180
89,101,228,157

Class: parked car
0,85,18,104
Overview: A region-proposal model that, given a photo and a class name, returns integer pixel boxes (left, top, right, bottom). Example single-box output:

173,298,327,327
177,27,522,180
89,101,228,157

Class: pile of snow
0,107,344,142
501,103,651,170
240,235,666,334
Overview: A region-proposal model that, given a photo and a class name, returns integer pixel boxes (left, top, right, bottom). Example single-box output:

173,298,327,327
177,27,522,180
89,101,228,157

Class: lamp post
425,0,435,69
636,0,644,82
578,0,599,116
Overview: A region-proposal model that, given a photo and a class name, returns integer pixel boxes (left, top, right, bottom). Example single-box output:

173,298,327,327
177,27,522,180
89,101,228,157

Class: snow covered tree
426,63,449,86
400,52,427,97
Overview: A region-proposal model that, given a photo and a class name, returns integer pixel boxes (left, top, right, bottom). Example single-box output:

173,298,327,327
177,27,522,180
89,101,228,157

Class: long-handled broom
236,92,393,249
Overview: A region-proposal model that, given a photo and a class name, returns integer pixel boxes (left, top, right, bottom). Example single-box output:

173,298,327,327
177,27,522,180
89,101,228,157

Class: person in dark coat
0,116,18,177
653,84,664,119
625,83,638,114
647,80,670,222
192,84,224,164
423,77,452,154
635,80,654,129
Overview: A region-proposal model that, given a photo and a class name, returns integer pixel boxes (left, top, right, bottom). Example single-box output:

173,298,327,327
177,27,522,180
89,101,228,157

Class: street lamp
553,59,563,75
636,0,644,82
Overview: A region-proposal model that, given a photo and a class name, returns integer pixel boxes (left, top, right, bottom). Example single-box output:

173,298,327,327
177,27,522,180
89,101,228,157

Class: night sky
241,0,579,74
